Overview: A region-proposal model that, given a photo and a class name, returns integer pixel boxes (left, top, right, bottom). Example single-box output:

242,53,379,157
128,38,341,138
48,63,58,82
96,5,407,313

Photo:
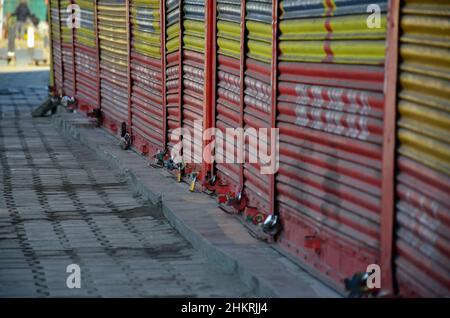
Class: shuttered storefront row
394,0,450,297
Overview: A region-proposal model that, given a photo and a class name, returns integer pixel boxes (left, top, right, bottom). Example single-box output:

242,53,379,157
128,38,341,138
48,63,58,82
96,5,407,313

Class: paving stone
0,75,256,297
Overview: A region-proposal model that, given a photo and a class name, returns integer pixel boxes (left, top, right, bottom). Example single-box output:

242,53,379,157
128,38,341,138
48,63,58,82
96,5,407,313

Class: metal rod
126,0,132,133
269,0,279,217
380,0,401,296
204,0,216,180
161,0,168,149
177,0,184,146
94,0,101,110
239,0,247,192
71,0,76,99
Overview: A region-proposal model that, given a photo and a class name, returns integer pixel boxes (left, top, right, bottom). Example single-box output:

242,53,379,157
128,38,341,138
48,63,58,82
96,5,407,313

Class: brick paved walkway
0,74,255,297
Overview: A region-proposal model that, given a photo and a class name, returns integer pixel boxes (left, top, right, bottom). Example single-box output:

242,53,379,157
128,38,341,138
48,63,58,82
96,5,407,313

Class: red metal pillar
161,0,167,148
238,0,247,191
380,0,401,296
269,0,280,217
48,0,55,93
177,0,184,144
202,0,215,181
94,0,101,110
71,0,76,98
57,0,64,95
126,0,132,134
208,0,218,179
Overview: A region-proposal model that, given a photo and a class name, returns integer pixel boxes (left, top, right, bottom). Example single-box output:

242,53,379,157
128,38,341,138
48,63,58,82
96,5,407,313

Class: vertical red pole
94,0,101,110
126,0,132,133
57,0,64,94
269,0,279,217
161,0,167,148
48,0,55,93
380,0,401,296
208,0,217,179
202,0,214,180
177,0,184,143
238,0,246,191
71,0,76,99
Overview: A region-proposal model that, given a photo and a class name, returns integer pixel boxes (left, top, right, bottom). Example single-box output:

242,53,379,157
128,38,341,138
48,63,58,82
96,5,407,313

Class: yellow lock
189,175,197,192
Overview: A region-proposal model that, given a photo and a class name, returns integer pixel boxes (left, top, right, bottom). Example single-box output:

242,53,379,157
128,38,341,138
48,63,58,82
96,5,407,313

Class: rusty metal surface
165,0,181,151
215,1,243,194
129,0,165,157
394,0,450,297
73,1,99,112
242,1,273,216
276,0,388,288
98,0,129,134
60,0,75,97
180,1,206,171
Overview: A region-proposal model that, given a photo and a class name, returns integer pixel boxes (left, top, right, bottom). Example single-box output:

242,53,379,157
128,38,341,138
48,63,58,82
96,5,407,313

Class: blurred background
0,0,50,71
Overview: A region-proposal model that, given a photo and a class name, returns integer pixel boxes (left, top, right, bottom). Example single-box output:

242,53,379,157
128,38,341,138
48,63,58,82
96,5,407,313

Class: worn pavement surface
0,71,256,297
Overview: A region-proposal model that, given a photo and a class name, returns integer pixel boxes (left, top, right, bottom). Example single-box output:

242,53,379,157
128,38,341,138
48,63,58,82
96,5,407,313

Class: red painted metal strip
94,0,101,109
126,0,132,133
380,0,400,296
161,0,168,149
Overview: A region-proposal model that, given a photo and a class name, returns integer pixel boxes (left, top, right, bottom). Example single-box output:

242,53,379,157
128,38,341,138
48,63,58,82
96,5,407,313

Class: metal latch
119,122,131,150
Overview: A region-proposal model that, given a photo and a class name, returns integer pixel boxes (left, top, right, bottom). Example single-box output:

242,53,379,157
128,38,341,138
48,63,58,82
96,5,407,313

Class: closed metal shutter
276,0,388,287
166,0,181,152
98,0,129,134
60,0,75,97
243,0,273,216
74,0,99,112
394,0,450,297
50,0,64,93
182,0,206,168
214,0,243,194
130,0,165,156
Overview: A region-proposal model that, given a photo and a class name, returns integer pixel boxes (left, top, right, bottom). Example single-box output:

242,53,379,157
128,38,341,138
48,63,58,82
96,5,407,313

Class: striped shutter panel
243,0,273,217
166,0,181,152
74,0,99,112
98,0,129,135
50,0,64,94
60,0,75,97
214,0,243,195
276,0,388,288
394,0,450,297
182,0,207,169
130,0,165,156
